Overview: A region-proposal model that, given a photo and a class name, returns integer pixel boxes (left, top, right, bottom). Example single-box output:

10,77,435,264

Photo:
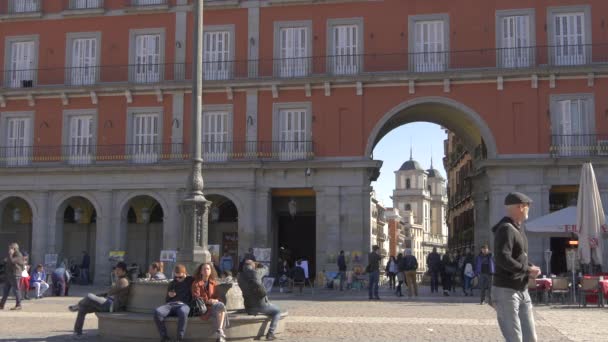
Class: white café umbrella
576,163,606,266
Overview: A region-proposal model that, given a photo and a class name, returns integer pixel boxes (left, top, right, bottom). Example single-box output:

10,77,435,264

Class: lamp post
178,0,211,267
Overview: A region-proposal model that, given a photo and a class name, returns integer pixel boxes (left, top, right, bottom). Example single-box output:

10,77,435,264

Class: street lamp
178,0,211,267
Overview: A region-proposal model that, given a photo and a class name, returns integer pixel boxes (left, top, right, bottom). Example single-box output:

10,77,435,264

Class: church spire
409,138,413,160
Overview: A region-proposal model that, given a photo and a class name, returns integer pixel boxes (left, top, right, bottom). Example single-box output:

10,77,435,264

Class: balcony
2,44,607,93
0,141,314,168
550,134,608,158
1,0,42,19
63,0,105,16
125,0,169,12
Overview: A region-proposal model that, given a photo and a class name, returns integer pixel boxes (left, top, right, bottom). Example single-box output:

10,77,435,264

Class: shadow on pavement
0,330,100,342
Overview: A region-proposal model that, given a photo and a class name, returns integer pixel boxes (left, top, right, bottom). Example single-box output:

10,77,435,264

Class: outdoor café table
536,278,552,303
583,276,607,305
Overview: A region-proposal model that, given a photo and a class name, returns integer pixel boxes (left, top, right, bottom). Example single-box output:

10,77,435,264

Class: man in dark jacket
475,244,495,305
154,264,194,342
80,251,91,285
492,192,540,342
337,250,347,291
367,245,382,300
1,242,24,310
238,260,281,341
426,247,441,294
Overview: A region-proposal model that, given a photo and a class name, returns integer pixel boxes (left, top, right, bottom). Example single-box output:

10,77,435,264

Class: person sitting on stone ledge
154,264,194,342
192,262,229,342
68,262,130,340
149,261,167,280
238,260,281,341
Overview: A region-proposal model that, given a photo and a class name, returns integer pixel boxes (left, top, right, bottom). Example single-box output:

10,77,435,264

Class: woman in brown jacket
192,262,228,342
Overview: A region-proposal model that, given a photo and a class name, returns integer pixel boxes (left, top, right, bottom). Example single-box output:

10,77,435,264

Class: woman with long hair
192,262,229,342
385,255,398,290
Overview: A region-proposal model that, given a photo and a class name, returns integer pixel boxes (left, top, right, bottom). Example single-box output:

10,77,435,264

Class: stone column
340,186,372,266
253,187,272,248
30,191,49,266
315,186,341,272
238,188,257,256
164,190,181,250
95,191,114,285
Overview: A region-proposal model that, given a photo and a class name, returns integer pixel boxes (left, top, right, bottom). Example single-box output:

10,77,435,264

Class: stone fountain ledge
97,280,287,341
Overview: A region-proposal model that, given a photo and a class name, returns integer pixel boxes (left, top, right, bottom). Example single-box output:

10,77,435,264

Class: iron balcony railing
68,0,104,10
550,134,608,157
2,44,607,90
7,0,41,14
0,141,314,167
128,0,168,7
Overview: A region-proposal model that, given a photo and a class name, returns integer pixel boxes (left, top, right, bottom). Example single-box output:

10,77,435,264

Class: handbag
189,297,207,317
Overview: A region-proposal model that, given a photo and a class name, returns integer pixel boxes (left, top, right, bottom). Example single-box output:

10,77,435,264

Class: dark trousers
74,294,111,334
430,270,440,293
479,274,492,303
80,268,90,285
154,302,191,339
368,271,380,299
396,281,403,296
441,272,452,292
387,273,396,289
1,276,22,307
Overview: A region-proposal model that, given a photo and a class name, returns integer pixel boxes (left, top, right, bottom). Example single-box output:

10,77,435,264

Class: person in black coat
153,264,194,342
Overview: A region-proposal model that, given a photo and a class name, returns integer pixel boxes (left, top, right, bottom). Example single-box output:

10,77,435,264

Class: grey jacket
237,265,269,313
6,250,24,276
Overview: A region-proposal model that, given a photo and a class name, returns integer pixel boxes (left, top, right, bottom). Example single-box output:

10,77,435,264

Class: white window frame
62,109,98,165
0,111,34,167
202,104,233,162
272,102,312,161
408,14,449,73
129,28,165,83
273,21,313,78
327,18,364,75
3,35,39,89
496,9,536,68
66,32,101,86
203,25,234,81
10,0,40,13
126,107,164,164
550,94,595,157
547,6,592,66
70,0,103,10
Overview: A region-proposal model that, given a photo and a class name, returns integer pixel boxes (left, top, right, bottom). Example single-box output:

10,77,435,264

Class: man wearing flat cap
491,192,540,342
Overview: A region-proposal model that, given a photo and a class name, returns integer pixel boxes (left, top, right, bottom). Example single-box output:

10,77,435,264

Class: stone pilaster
95,190,114,285
30,191,49,266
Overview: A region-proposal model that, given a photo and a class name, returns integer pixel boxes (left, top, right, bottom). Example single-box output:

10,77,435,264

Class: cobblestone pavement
0,285,606,341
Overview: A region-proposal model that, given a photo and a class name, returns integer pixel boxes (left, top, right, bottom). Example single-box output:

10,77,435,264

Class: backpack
464,263,474,278
404,256,417,271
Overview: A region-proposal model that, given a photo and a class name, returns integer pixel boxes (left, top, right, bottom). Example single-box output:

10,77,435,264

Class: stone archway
121,195,165,275
365,96,498,159
0,196,34,257
55,196,98,283
207,194,239,276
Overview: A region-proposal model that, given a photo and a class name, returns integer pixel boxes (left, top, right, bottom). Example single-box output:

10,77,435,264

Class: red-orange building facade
1,0,607,280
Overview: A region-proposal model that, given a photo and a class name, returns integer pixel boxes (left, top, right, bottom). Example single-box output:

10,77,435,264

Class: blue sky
371,122,448,207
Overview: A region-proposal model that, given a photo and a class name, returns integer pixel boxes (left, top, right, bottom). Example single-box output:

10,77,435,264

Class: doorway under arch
207,194,239,275
0,196,33,256
123,195,164,275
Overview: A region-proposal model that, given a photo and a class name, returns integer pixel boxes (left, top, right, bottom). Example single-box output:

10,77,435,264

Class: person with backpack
403,249,418,298
440,251,455,296
461,248,475,296
426,247,441,294
475,244,495,305
367,245,382,300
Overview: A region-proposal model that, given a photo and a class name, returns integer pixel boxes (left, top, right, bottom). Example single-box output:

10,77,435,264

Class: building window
10,0,40,13
273,102,312,161
127,108,163,164
409,14,449,72
328,18,363,75
405,204,411,211
202,105,232,162
71,0,103,9
274,21,312,78
4,36,38,89
406,178,411,189
203,26,234,80
129,29,165,83
496,9,535,68
548,6,591,66
66,33,101,86
550,94,595,157
1,112,33,166
67,115,94,164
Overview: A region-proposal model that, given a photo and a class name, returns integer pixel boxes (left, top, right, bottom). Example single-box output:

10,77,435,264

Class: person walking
80,251,90,285
385,255,397,290
337,250,347,291
440,251,454,296
367,245,382,300
31,264,50,299
395,253,405,297
192,263,229,342
461,248,475,296
403,249,419,298
476,244,495,305
69,262,130,339
238,260,282,341
426,247,441,294
0,242,25,310
153,264,194,342
52,261,70,296
492,192,540,342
